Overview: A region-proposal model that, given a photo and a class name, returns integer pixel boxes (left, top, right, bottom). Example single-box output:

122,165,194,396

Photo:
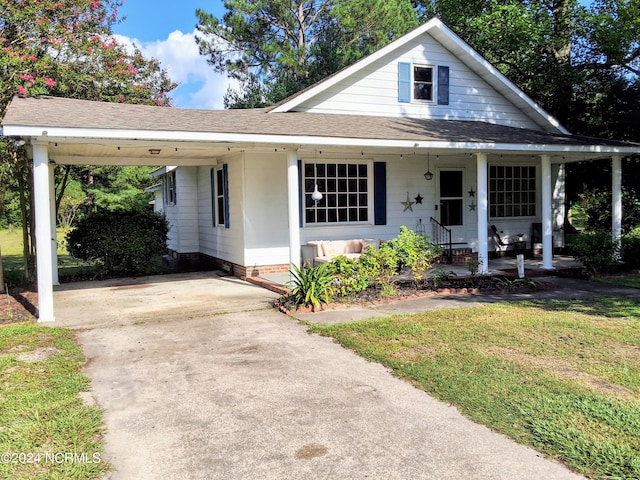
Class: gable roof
269,18,568,135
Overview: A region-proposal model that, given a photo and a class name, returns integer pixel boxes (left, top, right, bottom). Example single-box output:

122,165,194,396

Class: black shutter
374,162,387,225
437,66,450,105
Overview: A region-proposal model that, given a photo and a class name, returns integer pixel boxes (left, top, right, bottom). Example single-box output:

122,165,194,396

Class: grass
311,297,640,479
597,274,640,289
0,323,110,479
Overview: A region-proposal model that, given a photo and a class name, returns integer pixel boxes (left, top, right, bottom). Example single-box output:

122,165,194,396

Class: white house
2,18,638,322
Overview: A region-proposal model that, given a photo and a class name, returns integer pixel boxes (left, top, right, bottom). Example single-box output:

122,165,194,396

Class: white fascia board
7,124,636,157
149,166,177,177
144,183,162,192
270,18,442,113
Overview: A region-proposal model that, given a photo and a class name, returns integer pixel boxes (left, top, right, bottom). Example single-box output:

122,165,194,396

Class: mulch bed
0,286,38,325
277,274,553,314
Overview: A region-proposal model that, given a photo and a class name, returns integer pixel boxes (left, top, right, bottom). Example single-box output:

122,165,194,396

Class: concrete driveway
53,272,581,480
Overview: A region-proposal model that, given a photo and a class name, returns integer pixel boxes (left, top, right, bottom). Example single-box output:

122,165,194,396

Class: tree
196,0,418,107
0,0,177,282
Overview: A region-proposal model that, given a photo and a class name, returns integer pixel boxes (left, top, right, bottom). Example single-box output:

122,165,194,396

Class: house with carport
2,18,638,322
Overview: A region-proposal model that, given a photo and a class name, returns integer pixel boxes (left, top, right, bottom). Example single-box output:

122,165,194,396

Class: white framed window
489,165,536,218
414,65,434,101
163,171,176,206
303,161,370,225
213,165,229,228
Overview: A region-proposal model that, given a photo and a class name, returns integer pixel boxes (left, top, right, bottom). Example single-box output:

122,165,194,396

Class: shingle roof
2,95,636,148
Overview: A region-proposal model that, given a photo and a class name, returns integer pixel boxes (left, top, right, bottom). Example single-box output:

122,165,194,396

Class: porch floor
256,254,583,289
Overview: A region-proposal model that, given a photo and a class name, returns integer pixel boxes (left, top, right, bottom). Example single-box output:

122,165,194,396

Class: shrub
66,210,169,276
622,227,640,269
390,226,442,282
566,231,620,275
326,255,369,297
358,241,398,287
286,263,334,311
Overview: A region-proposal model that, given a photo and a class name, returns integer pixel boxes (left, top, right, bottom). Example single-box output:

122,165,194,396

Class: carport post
476,153,489,274
33,142,55,322
287,150,301,273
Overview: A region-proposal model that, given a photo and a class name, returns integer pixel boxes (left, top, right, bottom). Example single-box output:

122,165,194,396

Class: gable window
414,65,434,101
489,165,536,218
398,62,449,105
213,164,230,228
304,162,369,224
163,171,176,206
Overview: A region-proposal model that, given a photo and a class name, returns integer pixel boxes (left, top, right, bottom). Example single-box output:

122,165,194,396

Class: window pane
440,171,463,197
414,83,432,100
489,163,536,218
414,67,432,82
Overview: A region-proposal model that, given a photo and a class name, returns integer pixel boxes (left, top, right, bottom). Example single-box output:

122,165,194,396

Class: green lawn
0,228,97,286
0,323,110,479
597,274,640,289
311,297,640,479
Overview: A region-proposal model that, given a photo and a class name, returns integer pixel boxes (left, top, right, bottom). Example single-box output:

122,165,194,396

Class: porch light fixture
148,148,161,155
311,184,323,203
423,153,434,181
13,139,26,147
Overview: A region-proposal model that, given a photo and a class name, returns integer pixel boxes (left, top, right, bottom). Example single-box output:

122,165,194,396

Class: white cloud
113,30,237,110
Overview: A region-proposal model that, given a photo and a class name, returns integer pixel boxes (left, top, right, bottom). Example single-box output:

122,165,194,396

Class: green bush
622,227,640,269
390,226,442,282
358,241,398,287
66,210,169,276
326,255,369,297
286,263,334,311
566,231,620,275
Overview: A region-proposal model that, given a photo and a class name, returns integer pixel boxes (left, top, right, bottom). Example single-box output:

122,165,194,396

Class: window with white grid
489,165,536,218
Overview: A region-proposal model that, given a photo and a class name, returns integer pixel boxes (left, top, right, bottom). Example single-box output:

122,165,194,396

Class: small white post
287,150,301,273
476,153,489,274
612,155,622,259
541,155,554,270
33,143,55,322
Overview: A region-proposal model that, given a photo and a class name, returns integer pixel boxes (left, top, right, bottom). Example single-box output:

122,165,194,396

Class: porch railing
430,217,452,263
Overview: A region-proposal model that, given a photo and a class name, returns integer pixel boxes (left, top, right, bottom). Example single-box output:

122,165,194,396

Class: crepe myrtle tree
0,0,176,281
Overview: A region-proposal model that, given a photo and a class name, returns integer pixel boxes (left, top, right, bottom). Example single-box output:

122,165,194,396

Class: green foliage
286,263,335,311
567,231,620,275
197,0,418,107
576,188,640,234
390,226,441,282
621,227,640,270
66,210,169,276
430,268,457,288
325,255,369,297
358,241,399,287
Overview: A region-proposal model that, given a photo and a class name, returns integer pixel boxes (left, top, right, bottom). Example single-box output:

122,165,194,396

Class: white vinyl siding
293,33,540,130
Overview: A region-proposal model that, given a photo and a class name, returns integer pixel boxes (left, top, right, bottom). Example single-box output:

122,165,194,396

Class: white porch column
33,143,55,322
287,150,301,272
49,163,59,285
541,154,554,270
612,155,622,255
476,153,489,274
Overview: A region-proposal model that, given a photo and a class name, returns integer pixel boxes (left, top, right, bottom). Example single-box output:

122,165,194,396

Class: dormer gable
270,18,567,134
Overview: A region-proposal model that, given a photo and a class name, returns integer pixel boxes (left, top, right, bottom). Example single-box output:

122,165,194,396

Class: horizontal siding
175,167,200,253
296,33,540,130
197,154,245,265
243,152,290,265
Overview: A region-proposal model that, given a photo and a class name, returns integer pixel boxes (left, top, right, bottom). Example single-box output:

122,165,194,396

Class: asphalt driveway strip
53,272,587,479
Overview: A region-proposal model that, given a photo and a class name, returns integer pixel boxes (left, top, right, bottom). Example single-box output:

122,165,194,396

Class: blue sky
112,1,233,109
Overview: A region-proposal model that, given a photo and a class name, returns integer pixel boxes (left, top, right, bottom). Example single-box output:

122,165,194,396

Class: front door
438,169,464,234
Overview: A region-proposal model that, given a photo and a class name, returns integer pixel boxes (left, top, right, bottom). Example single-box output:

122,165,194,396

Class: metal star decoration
468,188,475,198
414,193,424,205
469,202,476,211
401,192,414,212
